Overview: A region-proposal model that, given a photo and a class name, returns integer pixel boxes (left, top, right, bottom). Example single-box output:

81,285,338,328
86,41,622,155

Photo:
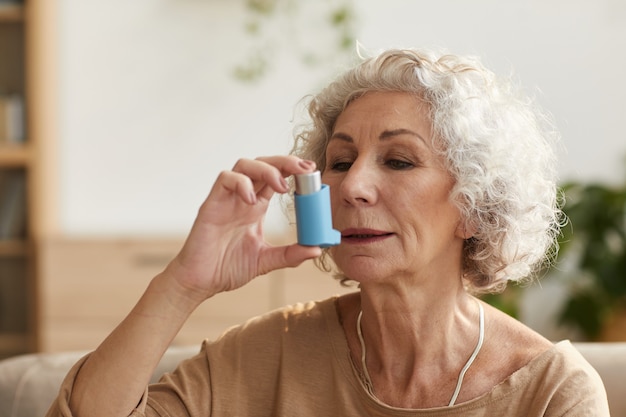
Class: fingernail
280,176,289,190
248,191,257,204
298,159,316,170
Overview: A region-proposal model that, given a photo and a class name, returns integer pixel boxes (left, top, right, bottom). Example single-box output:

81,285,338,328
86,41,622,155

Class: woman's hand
166,155,322,303
64,156,323,417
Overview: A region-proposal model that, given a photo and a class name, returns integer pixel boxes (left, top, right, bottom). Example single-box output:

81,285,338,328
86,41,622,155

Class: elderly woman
48,49,609,416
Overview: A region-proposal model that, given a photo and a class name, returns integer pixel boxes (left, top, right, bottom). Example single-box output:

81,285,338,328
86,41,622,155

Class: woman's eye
330,161,353,171
386,159,413,170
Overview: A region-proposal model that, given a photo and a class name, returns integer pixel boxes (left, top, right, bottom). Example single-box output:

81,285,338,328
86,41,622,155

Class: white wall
58,0,626,237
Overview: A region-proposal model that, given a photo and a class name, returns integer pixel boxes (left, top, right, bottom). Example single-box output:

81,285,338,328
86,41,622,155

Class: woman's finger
231,158,290,196
212,170,257,204
255,155,317,178
258,243,323,276
230,156,317,201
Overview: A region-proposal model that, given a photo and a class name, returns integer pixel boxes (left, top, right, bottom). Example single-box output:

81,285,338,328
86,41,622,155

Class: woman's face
322,91,467,285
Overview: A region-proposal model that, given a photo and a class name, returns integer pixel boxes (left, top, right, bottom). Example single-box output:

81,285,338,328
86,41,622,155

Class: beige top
47,297,610,416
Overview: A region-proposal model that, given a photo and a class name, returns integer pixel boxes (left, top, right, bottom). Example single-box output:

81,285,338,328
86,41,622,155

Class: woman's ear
456,218,477,240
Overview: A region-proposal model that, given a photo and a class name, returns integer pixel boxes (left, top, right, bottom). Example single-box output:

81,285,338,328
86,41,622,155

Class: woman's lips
341,228,394,243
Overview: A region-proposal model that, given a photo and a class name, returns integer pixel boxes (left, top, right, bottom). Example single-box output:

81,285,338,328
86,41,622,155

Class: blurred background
0,0,625,357
59,0,626,236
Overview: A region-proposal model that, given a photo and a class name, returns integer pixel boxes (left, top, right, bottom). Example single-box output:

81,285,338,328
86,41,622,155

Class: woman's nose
339,160,378,206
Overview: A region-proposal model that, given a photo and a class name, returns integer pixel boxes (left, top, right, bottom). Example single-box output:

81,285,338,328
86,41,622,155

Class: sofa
1,343,625,417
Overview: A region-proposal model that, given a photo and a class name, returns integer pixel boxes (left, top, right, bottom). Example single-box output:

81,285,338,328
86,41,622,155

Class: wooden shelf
0,239,28,256
0,144,30,167
0,4,24,22
0,0,43,358
0,333,29,354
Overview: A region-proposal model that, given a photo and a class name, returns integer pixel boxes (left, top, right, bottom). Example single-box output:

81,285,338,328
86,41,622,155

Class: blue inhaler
294,171,341,248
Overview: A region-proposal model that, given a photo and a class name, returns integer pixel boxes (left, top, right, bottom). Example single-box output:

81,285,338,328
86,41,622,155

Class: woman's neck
361,282,475,356
349,281,482,407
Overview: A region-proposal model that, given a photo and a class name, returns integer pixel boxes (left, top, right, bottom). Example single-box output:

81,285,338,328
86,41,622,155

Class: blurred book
0,94,25,144
0,258,27,333
0,170,26,240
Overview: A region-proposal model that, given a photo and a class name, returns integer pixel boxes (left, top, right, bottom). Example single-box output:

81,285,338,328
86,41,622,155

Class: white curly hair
290,48,564,293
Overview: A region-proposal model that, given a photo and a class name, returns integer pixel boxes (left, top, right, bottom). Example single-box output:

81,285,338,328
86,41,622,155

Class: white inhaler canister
294,171,341,247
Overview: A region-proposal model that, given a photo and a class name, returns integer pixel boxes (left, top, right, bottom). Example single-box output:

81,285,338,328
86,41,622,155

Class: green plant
481,284,522,319
480,169,626,341
556,178,626,340
234,0,357,82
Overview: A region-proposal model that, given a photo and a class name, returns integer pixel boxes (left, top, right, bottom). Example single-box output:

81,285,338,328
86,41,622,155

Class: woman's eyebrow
329,132,353,143
329,128,427,144
379,128,426,143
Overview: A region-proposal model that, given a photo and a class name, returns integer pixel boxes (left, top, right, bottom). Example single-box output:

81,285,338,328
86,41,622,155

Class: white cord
448,301,485,406
356,300,485,407
356,310,373,392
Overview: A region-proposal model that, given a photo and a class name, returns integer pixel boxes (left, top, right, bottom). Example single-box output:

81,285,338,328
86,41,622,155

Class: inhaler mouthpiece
294,171,340,248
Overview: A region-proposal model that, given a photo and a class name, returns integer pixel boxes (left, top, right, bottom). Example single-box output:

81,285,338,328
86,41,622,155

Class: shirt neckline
319,295,568,414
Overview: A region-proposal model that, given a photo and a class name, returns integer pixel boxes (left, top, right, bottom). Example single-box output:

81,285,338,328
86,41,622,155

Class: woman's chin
337,260,391,284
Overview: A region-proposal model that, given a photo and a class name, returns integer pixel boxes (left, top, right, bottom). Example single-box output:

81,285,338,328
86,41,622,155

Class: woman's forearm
65,156,319,417
68,269,205,417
